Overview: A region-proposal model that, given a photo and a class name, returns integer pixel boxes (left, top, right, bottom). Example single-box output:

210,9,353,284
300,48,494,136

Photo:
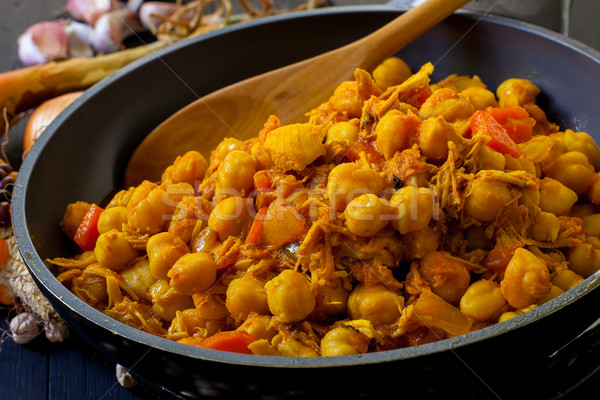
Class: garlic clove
44,321,70,343
139,2,179,34
9,312,42,345
67,0,122,26
17,21,69,66
64,21,95,58
90,9,146,54
116,364,137,388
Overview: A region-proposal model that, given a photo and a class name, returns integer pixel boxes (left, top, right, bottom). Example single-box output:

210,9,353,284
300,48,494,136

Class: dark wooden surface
2,1,600,399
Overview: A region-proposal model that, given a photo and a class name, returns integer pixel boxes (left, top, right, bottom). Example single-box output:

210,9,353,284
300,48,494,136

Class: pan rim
12,4,600,369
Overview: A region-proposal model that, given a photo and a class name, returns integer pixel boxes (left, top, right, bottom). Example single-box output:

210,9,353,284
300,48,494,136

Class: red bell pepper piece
470,110,522,158
180,331,256,354
486,106,536,144
245,206,268,245
73,203,104,251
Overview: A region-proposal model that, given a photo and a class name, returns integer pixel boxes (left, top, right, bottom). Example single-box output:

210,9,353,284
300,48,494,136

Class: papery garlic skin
44,321,70,343
17,21,69,66
65,21,95,58
67,0,122,25
116,364,137,388
9,312,41,344
90,9,145,54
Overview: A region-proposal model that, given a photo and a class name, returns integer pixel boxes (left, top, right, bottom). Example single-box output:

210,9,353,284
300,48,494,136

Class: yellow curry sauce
50,57,600,356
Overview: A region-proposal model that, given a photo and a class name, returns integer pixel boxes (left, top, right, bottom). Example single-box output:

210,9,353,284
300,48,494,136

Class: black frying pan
12,6,600,399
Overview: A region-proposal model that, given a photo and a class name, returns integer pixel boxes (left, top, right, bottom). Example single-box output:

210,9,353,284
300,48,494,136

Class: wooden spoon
125,0,470,186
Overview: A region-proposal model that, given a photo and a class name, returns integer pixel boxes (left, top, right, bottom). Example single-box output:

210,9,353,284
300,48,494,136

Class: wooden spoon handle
125,1,470,186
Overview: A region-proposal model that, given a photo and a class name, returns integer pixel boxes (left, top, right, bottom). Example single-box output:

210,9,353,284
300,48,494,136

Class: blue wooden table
0,309,155,400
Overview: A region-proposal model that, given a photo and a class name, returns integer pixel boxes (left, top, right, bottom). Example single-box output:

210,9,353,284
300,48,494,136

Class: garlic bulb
64,21,95,58
67,0,122,26
44,321,70,343
17,21,69,66
90,9,145,54
9,312,41,345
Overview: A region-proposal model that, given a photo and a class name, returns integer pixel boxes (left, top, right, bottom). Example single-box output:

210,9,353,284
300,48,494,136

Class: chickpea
168,196,199,244
417,116,453,164
327,163,385,211
320,326,370,357
500,248,552,309
498,311,519,323
217,150,256,196
208,196,251,241
531,211,560,242
544,131,567,165
168,252,217,296
325,119,360,144
475,145,506,171
374,110,421,160
403,225,440,259
239,313,277,341
464,174,516,222
419,251,472,304
496,78,540,107
460,86,498,110
330,81,363,119
313,278,350,318
552,268,584,291
265,269,316,323
372,56,412,89
121,258,156,301
210,137,246,167
536,285,565,305
543,151,595,195
347,284,403,327
459,280,506,321
519,186,540,207
504,154,536,177
94,229,138,271
418,88,474,122
194,292,229,320
97,206,128,234
127,181,174,234
150,279,194,321
389,186,435,234
566,242,600,278
343,194,392,237
161,150,208,187
581,214,600,237
432,74,486,93
538,178,578,216
146,232,190,280
226,275,269,320
563,129,600,170
62,201,91,240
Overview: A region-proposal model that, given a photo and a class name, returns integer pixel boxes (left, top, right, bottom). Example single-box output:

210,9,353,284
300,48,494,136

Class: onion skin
23,91,84,154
